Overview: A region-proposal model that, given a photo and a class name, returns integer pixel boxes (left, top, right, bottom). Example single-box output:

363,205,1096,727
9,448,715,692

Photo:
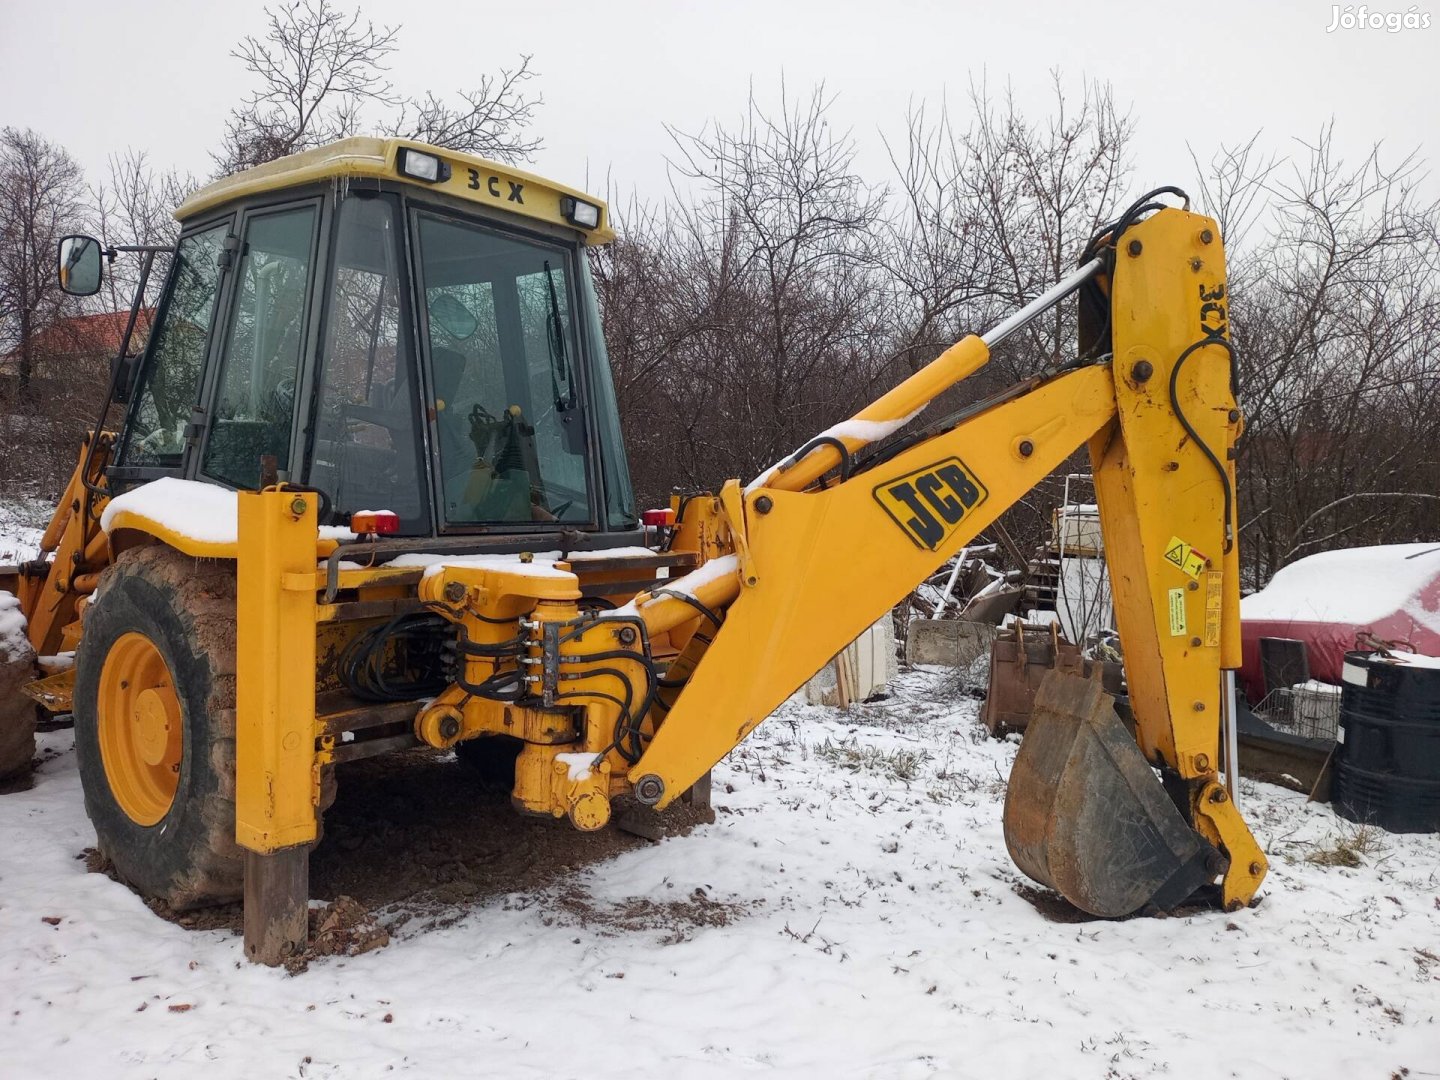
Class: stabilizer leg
244,847,309,965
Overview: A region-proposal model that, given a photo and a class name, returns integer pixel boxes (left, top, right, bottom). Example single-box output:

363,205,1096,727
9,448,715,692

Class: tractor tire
73,547,243,909
0,599,38,783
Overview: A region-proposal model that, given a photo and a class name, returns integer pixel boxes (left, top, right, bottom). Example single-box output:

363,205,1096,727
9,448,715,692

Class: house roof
1,309,153,371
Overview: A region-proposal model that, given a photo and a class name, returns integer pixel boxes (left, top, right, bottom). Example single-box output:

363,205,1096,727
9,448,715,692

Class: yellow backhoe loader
0,139,1265,964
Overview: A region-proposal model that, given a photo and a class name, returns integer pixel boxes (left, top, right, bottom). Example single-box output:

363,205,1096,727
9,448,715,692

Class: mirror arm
101,243,173,266
78,248,159,501
107,244,173,256
113,249,156,371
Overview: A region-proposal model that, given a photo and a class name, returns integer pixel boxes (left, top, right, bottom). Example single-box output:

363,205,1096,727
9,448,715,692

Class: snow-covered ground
0,494,47,564
1,670,1437,1079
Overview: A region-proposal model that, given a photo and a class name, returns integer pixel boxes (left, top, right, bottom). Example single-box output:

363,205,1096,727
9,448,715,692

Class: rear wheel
0,597,38,782
74,547,244,909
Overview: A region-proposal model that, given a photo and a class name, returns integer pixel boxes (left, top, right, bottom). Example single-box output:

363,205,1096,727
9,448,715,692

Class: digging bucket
1003,670,1216,917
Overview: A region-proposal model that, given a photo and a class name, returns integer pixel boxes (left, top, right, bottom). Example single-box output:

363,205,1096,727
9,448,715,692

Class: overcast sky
3,0,1437,213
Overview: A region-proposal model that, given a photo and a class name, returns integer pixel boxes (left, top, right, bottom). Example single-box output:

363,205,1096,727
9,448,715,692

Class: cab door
194,200,322,490
113,218,234,483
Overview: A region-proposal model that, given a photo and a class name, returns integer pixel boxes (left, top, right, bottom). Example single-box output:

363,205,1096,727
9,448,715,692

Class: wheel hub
97,632,183,826
134,687,179,767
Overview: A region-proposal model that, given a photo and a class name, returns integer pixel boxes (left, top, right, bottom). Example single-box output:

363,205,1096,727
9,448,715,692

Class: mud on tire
75,547,338,909
74,547,246,908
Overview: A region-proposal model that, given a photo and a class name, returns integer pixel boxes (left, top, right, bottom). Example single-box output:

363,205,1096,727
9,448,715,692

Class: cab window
307,195,428,531
201,204,318,489
119,223,228,467
414,212,591,526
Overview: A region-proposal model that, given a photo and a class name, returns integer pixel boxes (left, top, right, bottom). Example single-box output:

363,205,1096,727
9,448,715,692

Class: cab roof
174,137,615,244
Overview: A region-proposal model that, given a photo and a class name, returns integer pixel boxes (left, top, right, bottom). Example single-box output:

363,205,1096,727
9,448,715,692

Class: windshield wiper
542,260,576,412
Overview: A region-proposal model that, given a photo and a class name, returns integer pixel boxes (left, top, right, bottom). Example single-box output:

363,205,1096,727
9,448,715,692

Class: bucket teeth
1004,671,1216,917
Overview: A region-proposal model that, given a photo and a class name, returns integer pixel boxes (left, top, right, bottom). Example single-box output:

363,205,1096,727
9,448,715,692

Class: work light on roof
398,148,450,184
560,196,602,230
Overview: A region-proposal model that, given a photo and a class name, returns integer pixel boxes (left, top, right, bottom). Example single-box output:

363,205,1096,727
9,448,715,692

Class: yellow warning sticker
1204,572,1223,648
1183,548,1208,578
1168,587,1187,637
1163,535,1207,579
1163,536,1189,570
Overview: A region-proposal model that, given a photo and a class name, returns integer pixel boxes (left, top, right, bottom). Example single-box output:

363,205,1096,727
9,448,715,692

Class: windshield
415,212,591,526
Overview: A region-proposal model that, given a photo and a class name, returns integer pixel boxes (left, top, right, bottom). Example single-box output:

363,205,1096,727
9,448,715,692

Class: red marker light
350,510,401,535
641,508,675,527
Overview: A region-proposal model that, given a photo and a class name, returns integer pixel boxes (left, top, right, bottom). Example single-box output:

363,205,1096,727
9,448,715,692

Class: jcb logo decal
874,457,989,550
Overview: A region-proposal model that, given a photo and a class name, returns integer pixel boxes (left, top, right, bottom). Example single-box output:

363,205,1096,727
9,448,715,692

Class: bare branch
213,1,542,175
398,56,543,162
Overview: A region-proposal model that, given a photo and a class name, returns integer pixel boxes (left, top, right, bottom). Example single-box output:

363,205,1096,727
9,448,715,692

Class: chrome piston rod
981,258,1106,349
1221,670,1240,804
748,256,1107,494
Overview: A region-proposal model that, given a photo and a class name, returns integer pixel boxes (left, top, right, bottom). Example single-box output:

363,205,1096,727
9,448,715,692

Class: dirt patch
82,847,239,930
1011,882,1104,923
83,847,243,930
1010,882,1225,923
84,746,717,950
86,849,390,971
311,747,712,914
519,882,759,945
283,895,391,974
0,771,35,795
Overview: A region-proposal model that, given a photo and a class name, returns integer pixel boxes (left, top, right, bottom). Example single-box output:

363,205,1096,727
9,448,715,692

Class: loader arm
623,204,1266,914
10,433,114,660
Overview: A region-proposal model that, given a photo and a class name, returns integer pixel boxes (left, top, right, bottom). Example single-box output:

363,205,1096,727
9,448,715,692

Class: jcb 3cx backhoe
0,139,1265,963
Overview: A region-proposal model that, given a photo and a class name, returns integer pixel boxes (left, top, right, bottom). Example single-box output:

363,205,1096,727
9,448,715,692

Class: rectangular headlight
560,196,602,230
398,148,450,184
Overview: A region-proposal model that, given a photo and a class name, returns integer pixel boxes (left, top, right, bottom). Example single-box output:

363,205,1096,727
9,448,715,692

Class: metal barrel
1333,650,1440,833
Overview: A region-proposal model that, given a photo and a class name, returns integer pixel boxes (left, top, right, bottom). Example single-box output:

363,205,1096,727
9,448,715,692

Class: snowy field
1,669,1437,1079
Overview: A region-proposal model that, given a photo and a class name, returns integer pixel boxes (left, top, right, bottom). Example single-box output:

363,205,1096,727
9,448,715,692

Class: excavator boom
609,201,1266,915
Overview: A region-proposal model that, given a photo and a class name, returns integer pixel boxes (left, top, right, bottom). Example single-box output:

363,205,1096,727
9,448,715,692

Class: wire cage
1252,684,1342,743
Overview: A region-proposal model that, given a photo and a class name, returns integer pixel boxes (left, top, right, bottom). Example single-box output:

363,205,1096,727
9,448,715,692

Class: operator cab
65,139,635,541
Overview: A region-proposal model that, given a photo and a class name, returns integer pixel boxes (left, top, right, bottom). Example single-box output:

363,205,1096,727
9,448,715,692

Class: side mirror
58,235,104,296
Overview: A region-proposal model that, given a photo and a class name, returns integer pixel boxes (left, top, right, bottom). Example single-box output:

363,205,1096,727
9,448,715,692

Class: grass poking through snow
813,738,929,782
1303,821,1390,868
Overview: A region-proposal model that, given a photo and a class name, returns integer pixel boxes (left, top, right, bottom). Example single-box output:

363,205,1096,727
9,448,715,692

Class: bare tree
0,128,83,398
1197,127,1440,583
883,75,1133,384
593,84,889,503
1188,132,1280,259
0,130,139,497
587,80,1440,588
89,150,197,315
214,0,541,175
877,76,1135,563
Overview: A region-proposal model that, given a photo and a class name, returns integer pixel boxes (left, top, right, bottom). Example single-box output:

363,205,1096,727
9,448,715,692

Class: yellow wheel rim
97,631,183,826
